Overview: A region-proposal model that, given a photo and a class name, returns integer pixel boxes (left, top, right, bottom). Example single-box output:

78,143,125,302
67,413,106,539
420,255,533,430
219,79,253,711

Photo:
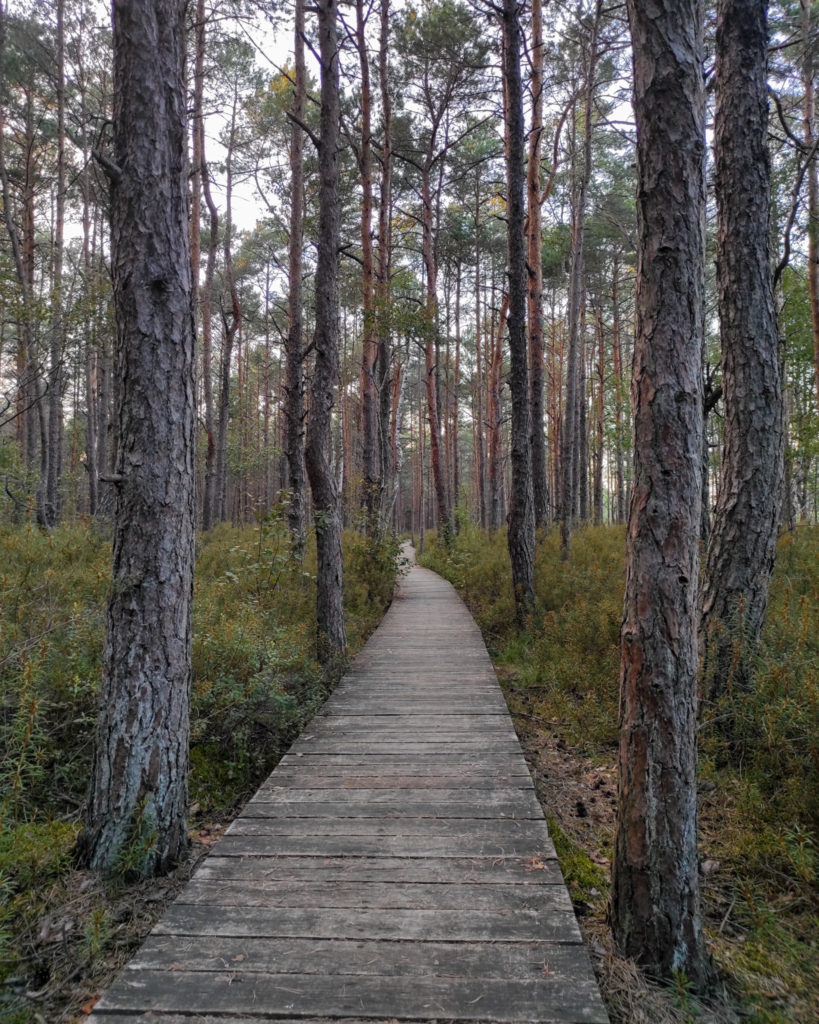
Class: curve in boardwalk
90,560,609,1024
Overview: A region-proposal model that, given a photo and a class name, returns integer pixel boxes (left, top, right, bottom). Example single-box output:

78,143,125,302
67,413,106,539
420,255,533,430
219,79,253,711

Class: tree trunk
198,2,218,532
502,0,535,620
306,0,347,664
561,2,601,554
79,0,195,878
284,0,307,555
376,0,395,532
801,0,819,409
421,161,452,541
528,0,549,527
474,171,487,528
700,0,784,705
214,87,241,523
41,0,66,529
613,0,711,989
356,0,379,532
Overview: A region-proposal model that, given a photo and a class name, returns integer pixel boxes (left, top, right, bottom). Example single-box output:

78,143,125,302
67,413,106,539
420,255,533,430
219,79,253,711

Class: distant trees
78,0,195,876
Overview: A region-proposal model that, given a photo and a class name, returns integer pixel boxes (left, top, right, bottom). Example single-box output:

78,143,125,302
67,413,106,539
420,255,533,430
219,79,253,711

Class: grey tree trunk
376,0,395,532
528,0,549,528
502,0,535,620
306,0,347,664
42,0,66,529
285,0,307,557
699,0,784,705
78,0,195,878
613,0,711,990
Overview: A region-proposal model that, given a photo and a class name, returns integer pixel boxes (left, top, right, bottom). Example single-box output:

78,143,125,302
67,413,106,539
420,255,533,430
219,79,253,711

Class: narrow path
91,557,608,1023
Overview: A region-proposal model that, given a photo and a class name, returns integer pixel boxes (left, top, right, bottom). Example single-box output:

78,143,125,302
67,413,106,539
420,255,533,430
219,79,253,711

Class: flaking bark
700,0,784,705
78,0,195,877
613,0,711,989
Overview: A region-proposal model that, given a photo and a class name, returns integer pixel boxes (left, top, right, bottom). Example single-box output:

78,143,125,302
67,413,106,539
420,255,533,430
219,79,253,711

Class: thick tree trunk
700,0,784,705
285,0,307,556
79,0,195,878
613,0,711,989
502,0,535,620
306,0,347,664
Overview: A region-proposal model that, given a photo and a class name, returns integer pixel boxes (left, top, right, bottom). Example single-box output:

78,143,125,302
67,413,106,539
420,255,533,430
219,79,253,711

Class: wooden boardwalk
90,556,608,1023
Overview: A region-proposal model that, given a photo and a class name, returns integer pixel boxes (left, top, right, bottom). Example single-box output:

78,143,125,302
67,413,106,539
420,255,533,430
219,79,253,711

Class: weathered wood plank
211,833,556,859
128,935,585,979
95,970,608,1023
228,815,548,831
261,774,533,789
192,855,560,884
175,879,568,911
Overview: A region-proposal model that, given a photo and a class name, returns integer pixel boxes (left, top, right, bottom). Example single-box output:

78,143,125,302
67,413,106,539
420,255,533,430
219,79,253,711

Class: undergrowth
0,517,398,1021
421,522,818,1023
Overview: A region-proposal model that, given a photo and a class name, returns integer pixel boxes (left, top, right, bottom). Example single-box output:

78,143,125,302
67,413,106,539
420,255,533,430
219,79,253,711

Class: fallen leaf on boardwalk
80,998,98,1015
233,954,245,962
169,964,183,972
525,856,547,871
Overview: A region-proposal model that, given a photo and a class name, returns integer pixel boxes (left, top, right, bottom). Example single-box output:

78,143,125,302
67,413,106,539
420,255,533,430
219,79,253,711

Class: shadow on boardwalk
90,561,609,1024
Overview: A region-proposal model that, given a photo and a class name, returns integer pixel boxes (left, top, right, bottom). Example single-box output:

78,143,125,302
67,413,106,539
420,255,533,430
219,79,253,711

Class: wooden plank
129,935,586,978
192,855,560,884
232,809,544,827
175,879,568,911
152,903,581,942
211,833,556,859
260,774,533,789
95,969,608,1023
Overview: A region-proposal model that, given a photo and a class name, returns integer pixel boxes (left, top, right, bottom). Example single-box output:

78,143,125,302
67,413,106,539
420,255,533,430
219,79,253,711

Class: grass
421,522,819,1024
0,516,398,1021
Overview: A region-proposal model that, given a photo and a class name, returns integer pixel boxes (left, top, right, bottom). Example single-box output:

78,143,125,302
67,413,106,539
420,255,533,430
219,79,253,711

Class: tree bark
306,0,347,664
502,0,535,620
376,0,395,532
800,0,819,409
198,0,218,532
79,0,195,878
528,0,549,527
560,1,601,555
613,0,711,989
700,0,784,705
285,0,307,556
42,0,66,529
214,85,241,524
355,0,379,532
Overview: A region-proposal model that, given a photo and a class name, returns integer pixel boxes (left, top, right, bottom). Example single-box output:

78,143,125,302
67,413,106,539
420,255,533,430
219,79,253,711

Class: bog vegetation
0,519,398,1021
422,524,818,1024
